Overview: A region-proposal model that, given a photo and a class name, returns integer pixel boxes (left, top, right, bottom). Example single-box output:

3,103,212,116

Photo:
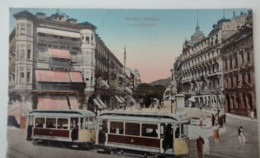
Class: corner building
222,11,256,117
174,12,248,112
8,10,126,127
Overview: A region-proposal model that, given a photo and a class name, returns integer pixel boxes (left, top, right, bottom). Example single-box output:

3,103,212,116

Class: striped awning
48,48,71,59
68,96,79,110
94,98,103,109
115,96,123,104
35,70,83,83
97,98,107,108
37,96,68,110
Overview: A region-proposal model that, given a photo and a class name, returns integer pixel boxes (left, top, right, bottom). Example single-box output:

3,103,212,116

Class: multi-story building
8,10,132,127
172,12,248,112
222,11,256,117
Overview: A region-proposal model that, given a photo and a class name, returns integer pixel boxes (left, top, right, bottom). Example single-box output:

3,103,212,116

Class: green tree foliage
133,83,166,107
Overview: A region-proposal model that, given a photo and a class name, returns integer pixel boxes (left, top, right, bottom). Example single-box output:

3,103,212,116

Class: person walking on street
203,136,210,158
219,116,223,128
223,113,226,124
238,126,246,145
213,125,219,143
211,114,215,127
196,136,204,158
250,110,255,119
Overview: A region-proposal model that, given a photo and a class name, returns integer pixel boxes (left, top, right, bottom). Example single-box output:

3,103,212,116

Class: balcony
37,36,81,47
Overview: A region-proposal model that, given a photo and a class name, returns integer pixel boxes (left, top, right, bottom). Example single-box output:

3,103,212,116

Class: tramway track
7,147,34,158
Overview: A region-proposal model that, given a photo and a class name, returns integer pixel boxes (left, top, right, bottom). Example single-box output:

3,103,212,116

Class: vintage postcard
7,8,258,158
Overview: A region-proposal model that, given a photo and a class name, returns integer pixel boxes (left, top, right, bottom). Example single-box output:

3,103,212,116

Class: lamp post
171,85,173,114
124,46,126,110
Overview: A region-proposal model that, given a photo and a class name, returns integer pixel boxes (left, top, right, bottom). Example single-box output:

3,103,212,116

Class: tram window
35,118,45,128
46,118,56,129
110,122,123,134
85,117,95,129
57,118,68,129
125,123,140,136
70,118,78,129
142,124,158,137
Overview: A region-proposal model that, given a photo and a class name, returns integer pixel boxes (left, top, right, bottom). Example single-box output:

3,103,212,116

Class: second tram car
96,111,189,157
26,110,96,149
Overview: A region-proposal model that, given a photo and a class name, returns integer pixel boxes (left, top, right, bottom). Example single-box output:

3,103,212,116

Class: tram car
26,110,96,149
96,111,189,157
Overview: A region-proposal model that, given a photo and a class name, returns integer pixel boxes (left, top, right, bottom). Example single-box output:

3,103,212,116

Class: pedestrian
223,113,226,124
203,136,210,158
238,126,246,145
200,118,203,128
213,125,219,143
211,114,215,127
196,136,204,158
250,110,255,119
218,116,223,128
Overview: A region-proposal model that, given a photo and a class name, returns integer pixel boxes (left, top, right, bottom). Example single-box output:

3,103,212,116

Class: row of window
110,122,158,138
16,22,32,36
224,51,251,71
15,66,31,84
35,117,95,130
225,72,252,88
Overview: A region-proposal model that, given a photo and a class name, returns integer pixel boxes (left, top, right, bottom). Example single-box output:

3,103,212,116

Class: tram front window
175,124,188,138
142,124,158,137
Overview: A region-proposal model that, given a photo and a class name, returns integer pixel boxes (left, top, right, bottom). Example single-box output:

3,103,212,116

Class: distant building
222,11,256,117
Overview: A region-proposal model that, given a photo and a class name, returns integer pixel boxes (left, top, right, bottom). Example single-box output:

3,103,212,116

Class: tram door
98,119,107,145
26,115,34,140
71,118,79,141
162,124,173,152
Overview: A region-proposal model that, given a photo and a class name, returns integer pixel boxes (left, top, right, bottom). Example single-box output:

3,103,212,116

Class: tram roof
98,111,189,124
28,110,95,118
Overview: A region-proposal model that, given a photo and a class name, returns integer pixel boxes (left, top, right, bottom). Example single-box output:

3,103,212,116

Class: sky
10,8,249,83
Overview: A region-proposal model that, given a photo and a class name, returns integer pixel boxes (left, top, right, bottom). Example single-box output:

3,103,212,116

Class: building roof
13,10,35,19
191,25,205,39
48,48,71,59
77,21,97,29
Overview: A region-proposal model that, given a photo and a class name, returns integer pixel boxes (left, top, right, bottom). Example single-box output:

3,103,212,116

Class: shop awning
69,72,83,83
188,96,196,102
96,98,107,108
115,96,123,104
48,48,71,59
37,27,81,38
119,96,125,103
128,95,136,104
101,80,109,88
93,98,103,109
125,87,133,93
36,70,70,83
68,96,79,110
35,70,83,83
37,96,69,110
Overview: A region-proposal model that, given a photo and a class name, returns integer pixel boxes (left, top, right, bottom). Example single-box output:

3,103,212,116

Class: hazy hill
149,77,171,87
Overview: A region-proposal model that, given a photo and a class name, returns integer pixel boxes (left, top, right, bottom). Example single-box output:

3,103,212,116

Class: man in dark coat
196,136,204,158
211,114,215,127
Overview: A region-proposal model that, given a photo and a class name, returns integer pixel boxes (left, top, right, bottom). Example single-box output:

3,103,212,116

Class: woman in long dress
238,126,246,144
213,125,219,143
203,137,210,158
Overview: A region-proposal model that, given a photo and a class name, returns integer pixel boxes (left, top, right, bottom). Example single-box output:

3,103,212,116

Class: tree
133,83,166,107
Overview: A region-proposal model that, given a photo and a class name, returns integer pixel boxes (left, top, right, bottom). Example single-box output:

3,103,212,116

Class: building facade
8,10,134,127
172,12,249,114
222,11,256,117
